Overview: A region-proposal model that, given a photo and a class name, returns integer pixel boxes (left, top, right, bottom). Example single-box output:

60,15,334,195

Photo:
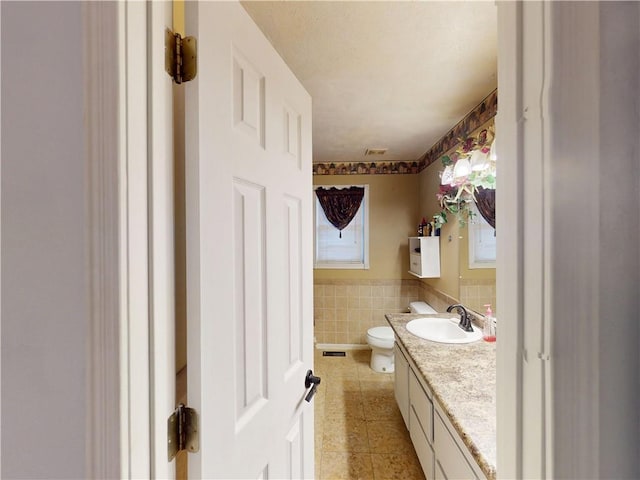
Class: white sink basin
406,317,482,344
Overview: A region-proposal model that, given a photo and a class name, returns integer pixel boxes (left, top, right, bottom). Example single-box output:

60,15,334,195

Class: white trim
495,2,523,478
84,2,121,477
467,202,496,269
313,264,370,270
314,344,370,351
148,1,176,478
517,4,549,477
0,3,3,474
118,1,151,477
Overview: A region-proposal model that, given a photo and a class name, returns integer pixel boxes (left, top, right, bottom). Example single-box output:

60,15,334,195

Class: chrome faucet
446,304,474,332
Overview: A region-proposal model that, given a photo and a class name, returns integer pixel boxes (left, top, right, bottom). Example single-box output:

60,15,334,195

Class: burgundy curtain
315,186,365,237
475,187,495,229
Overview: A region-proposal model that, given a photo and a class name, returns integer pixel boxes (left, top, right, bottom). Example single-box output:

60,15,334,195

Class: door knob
304,369,321,402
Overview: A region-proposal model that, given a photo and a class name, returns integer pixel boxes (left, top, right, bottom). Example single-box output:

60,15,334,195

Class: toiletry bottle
483,304,496,342
420,217,428,236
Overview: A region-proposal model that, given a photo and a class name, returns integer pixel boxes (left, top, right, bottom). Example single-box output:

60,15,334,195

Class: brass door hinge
168,404,199,461
165,29,197,84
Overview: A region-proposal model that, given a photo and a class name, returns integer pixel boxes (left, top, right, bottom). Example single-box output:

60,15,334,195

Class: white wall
1,2,88,477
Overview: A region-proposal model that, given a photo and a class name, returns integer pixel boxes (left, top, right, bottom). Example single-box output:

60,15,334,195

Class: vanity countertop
385,313,496,480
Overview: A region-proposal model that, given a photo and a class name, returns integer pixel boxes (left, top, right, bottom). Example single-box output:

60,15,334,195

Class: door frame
85,1,161,477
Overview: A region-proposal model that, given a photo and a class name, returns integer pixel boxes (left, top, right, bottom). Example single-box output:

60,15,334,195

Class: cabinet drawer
409,369,433,443
410,405,435,480
410,253,422,276
434,410,478,479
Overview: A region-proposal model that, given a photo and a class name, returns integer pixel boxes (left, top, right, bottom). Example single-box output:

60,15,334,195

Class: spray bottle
483,304,496,342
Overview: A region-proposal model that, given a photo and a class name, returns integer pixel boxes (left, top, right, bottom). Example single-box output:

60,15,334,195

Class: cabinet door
394,343,410,428
410,405,435,480
409,369,433,443
408,237,440,278
419,237,441,278
434,411,478,479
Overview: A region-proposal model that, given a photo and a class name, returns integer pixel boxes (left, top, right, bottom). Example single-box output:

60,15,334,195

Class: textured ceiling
241,1,497,164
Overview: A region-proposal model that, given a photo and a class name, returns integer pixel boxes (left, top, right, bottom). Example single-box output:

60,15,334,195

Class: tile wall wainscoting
314,280,466,345
417,281,462,315
314,279,421,345
459,278,497,315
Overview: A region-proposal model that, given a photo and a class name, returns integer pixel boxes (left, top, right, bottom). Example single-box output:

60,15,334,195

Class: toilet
366,302,438,373
366,326,396,373
408,301,438,315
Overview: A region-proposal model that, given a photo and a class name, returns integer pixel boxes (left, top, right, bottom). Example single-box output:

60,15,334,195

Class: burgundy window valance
315,186,365,237
475,187,495,229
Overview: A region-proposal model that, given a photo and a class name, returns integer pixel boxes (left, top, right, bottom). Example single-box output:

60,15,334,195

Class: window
314,185,369,269
468,201,496,268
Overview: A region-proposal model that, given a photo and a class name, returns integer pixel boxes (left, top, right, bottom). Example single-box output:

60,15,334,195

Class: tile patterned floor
314,349,426,480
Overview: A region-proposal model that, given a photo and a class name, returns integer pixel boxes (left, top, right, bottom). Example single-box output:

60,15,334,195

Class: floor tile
314,347,425,480
322,418,370,453
371,453,426,480
320,451,374,480
325,394,366,421
360,386,402,422
367,420,414,454
357,364,395,382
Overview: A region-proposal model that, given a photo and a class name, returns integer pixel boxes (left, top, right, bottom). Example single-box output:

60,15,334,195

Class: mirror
418,116,496,315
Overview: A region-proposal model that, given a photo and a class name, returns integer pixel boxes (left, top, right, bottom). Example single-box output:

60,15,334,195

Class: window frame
468,201,496,269
313,184,370,270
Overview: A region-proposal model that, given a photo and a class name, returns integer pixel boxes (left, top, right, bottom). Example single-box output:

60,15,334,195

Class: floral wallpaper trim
312,88,497,176
312,160,419,176
419,89,498,171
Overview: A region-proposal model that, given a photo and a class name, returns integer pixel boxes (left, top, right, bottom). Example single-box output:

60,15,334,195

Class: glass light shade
453,157,471,179
469,150,489,171
489,140,497,161
441,165,454,185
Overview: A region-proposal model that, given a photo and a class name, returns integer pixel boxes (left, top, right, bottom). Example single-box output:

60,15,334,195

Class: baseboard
315,343,370,351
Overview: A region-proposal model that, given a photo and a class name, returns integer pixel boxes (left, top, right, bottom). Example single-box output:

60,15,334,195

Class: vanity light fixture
441,165,455,185
453,157,472,179
469,149,490,172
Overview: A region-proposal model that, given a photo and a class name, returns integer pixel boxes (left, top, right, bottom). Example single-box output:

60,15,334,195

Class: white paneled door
184,2,314,478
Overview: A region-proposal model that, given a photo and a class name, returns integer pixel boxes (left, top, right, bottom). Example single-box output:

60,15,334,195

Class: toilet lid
368,326,394,340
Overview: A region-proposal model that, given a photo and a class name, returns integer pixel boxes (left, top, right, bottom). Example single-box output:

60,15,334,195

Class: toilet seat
367,326,395,350
367,326,394,341
366,326,395,372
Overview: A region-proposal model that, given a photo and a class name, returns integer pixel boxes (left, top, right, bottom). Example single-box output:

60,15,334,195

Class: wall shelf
408,236,440,278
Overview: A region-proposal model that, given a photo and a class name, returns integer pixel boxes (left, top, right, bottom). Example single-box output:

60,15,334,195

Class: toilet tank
409,301,437,314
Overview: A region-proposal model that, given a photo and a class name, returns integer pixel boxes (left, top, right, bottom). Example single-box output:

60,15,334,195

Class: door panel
233,49,266,146
232,179,268,426
185,2,313,478
284,195,303,376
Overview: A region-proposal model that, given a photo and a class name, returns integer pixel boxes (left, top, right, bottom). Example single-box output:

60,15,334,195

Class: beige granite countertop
385,313,496,480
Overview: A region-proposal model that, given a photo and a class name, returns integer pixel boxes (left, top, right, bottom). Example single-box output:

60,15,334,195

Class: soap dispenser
483,304,496,342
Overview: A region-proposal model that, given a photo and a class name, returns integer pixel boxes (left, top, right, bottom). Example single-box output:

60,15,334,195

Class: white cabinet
410,406,435,480
409,369,435,480
408,236,440,278
394,344,410,429
395,341,485,480
434,409,478,479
